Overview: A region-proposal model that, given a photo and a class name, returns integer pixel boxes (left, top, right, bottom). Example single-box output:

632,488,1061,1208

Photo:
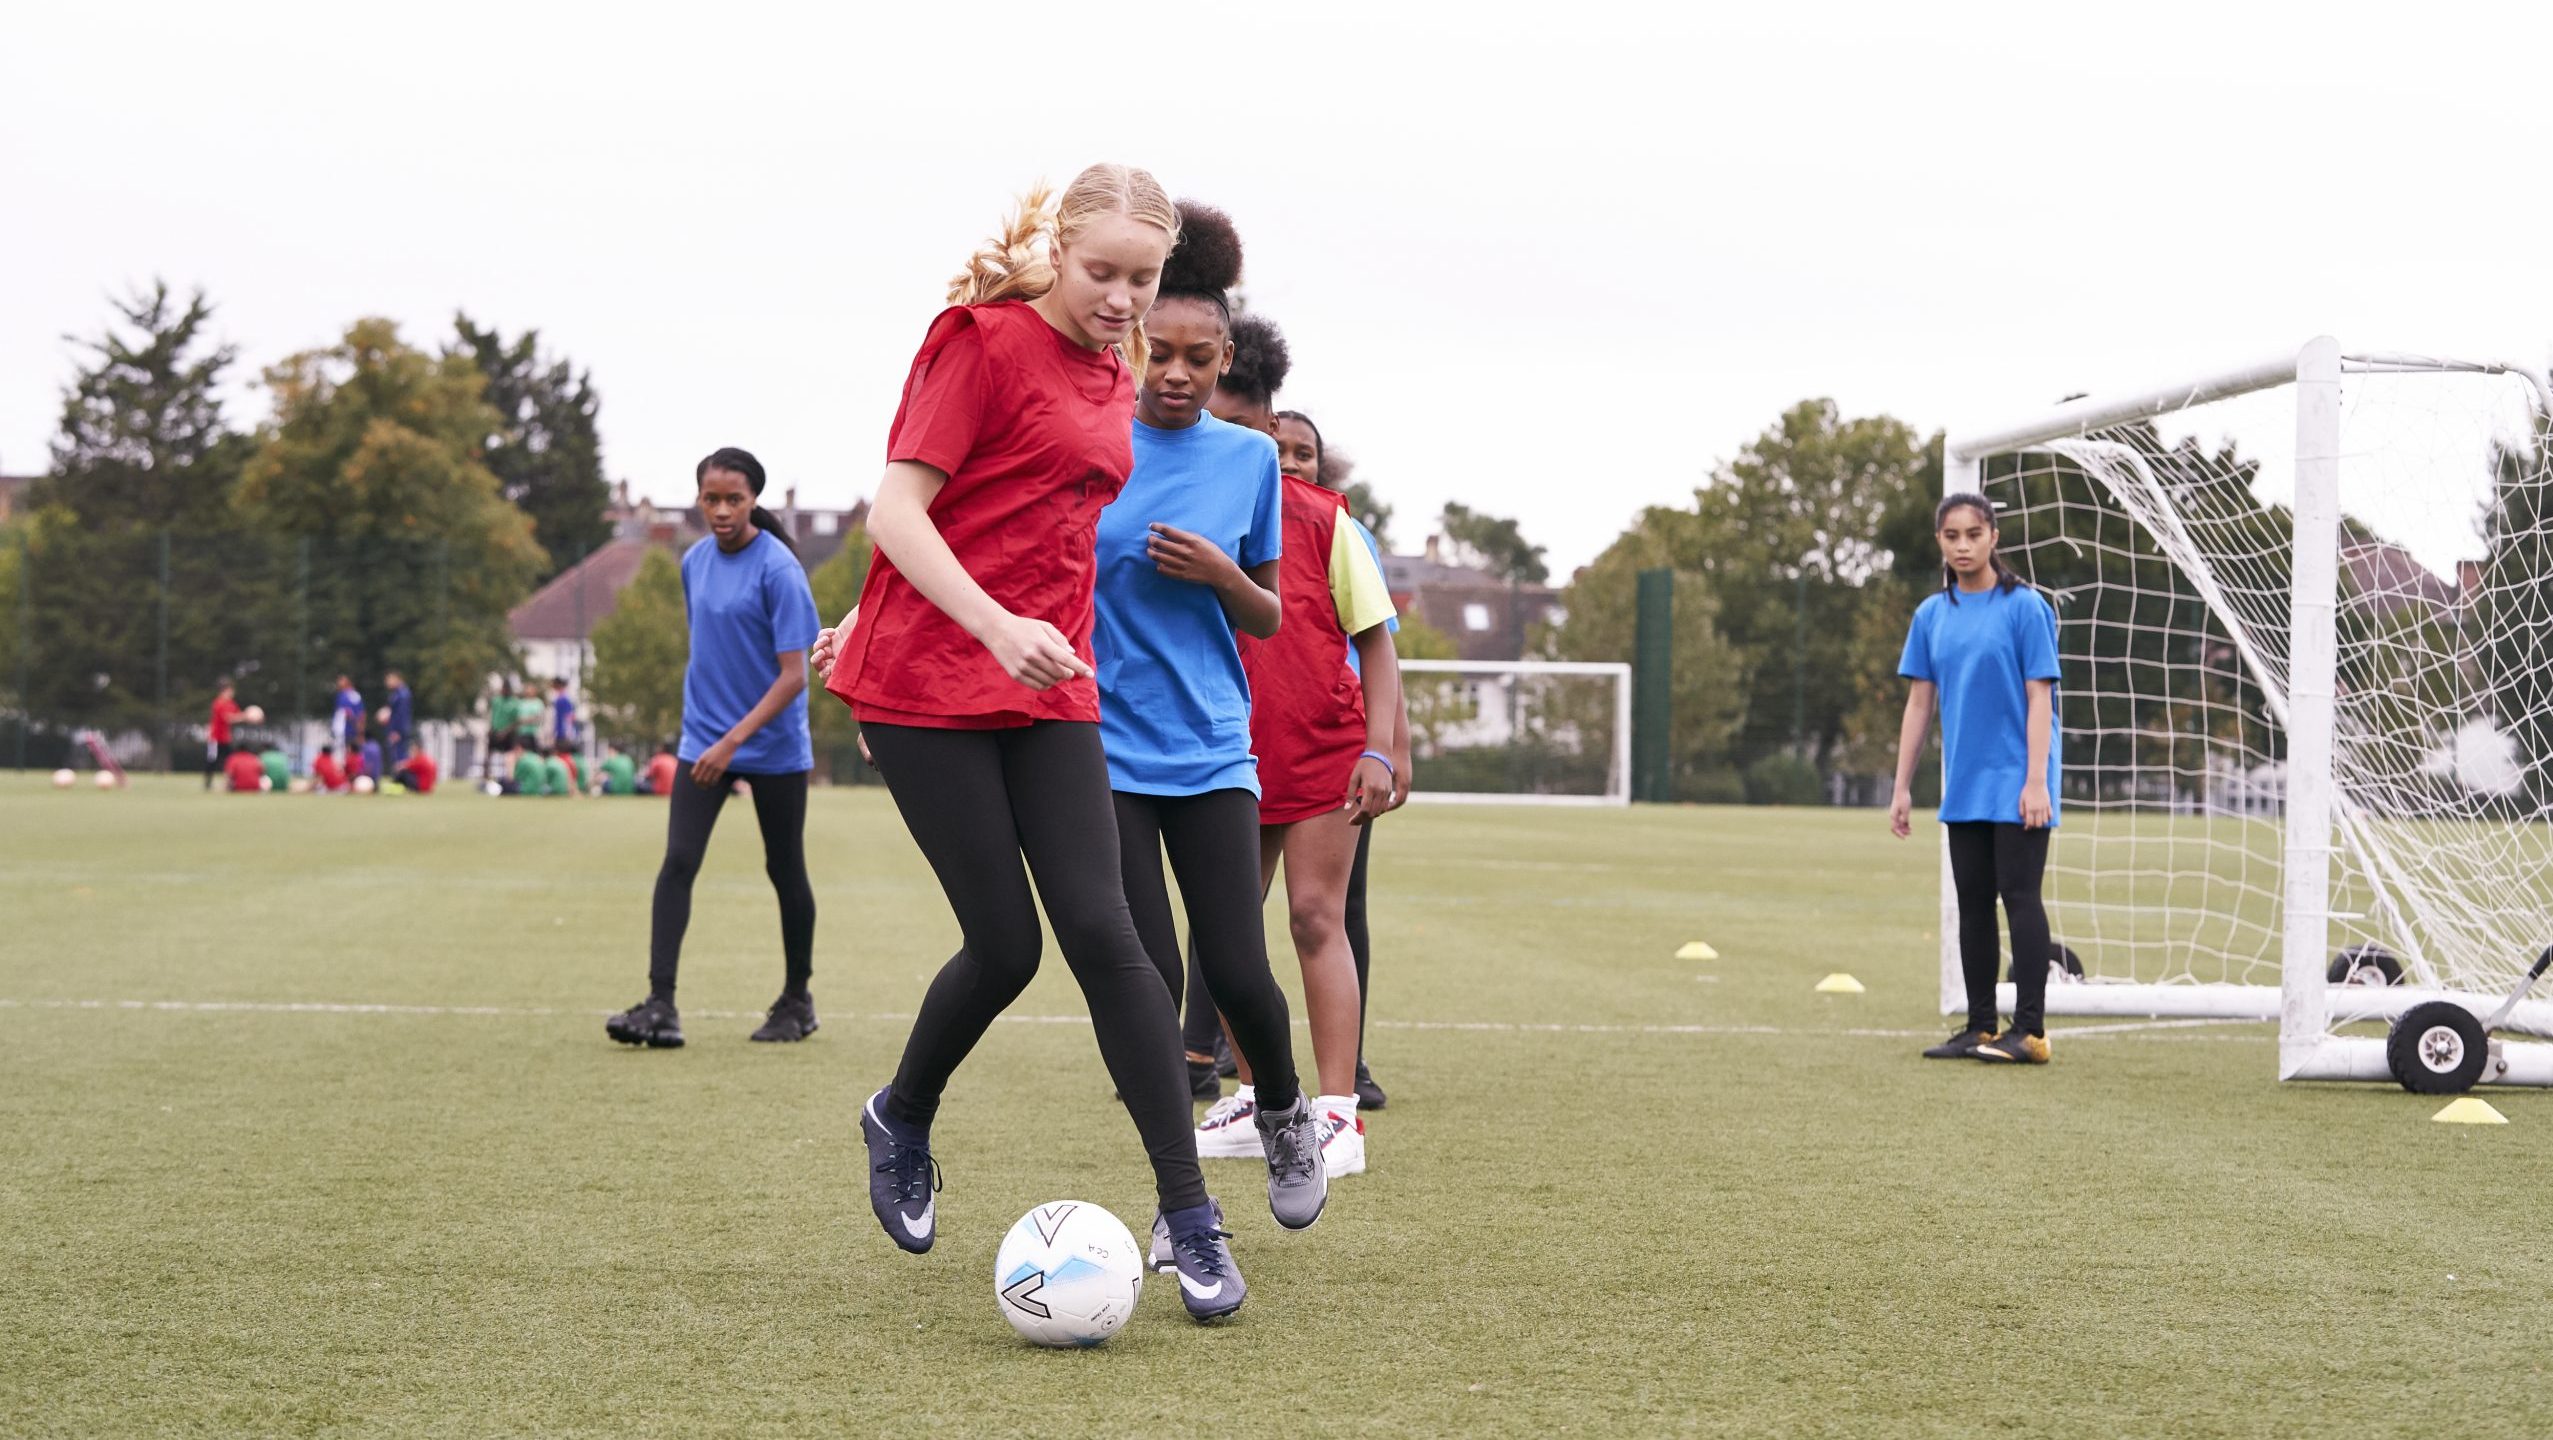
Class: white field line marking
0,998,2268,1042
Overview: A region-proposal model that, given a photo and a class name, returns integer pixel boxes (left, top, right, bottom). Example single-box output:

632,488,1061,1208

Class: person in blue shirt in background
331,674,365,755
378,670,414,777
549,676,580,753
606,447,822,1051
1891,492,2063,1065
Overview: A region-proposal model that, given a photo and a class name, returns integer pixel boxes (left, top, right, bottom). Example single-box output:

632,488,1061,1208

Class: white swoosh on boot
900,1203,933,1240
1178,1271,1223,1301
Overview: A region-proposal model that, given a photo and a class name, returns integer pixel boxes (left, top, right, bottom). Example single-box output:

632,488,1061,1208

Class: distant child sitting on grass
313,745,350,795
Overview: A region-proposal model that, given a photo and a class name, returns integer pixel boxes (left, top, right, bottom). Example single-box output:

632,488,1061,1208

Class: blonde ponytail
946,164,1179,384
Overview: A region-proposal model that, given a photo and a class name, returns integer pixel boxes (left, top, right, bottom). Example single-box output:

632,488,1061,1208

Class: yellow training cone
2432,1097,2508,1125
1814,973,1866,995
1676,941,1720,961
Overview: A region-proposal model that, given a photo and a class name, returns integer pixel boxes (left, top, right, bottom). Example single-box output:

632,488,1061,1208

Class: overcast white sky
6,2,2548,577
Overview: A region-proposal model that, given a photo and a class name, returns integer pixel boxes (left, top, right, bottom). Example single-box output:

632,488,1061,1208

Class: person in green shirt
259,746,292,792
598,744,637,796
511,744,548,796
543,748,575,798
485,681,524,783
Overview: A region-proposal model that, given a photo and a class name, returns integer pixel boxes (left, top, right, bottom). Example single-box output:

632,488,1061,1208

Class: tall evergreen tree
453,313,612,580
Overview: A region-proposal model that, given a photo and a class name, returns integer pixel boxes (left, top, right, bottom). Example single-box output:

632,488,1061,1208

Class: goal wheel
2011,943,2087,986
2326,945,2404,987
2386,1001,2488,1095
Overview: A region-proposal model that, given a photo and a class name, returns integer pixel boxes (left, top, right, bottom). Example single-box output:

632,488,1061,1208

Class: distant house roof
1380,539,1564,662
2341,541,2459,616
0,473,38,523
511,537,662,641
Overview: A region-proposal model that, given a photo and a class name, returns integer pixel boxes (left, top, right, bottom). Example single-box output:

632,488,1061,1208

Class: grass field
4,776,2549,1438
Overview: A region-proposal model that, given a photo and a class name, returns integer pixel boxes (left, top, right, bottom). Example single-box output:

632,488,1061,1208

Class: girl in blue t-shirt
605,448,824,1052
1890,493,2063,1065
1096,204,1327,1240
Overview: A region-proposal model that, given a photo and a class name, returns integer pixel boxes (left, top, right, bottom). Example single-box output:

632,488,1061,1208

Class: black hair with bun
1219,313,1292,409
1157,199,1244,324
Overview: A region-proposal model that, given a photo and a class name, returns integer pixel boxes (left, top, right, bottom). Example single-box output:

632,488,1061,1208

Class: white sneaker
1193,1092,1262,1159
1317,1105,1366,1178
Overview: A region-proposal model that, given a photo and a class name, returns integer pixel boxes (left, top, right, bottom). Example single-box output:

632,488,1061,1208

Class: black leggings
1945,821,2051,1036
865,721,1204,1215
649,768,815,998
1116,789,1298,1114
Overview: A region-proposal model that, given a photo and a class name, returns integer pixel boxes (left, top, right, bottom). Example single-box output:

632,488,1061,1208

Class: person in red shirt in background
311,745,349,794
394,749,439,795
818,164,1245,1321
643,744,678,797
205,679,243,790
221,746,267,793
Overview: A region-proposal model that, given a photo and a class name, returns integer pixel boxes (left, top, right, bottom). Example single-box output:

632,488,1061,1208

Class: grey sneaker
1254,1096,1328,1231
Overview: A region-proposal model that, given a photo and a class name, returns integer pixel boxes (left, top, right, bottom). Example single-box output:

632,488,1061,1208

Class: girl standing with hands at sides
1889,493,2063,1065
606,448,824,1050
819,166,1248,1321
1192,314,1407,1177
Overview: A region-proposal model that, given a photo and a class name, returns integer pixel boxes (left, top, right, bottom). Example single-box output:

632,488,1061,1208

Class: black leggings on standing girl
650,769,815,998
1945,820,2050,1037
864,719,1207,1214
1115,788,1300,1114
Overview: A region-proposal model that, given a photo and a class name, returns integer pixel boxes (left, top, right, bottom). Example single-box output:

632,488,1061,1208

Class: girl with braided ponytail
814,164,1251,1319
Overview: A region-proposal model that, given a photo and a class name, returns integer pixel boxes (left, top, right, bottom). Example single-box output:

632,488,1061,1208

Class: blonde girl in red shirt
820,165,1247,1321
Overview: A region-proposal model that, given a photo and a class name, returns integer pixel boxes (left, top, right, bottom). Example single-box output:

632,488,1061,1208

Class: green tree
19,283,274,743
1320,446,1394,552
1545,514,1751,801
453,314,612,581
2479,415,2553,805
586,547,688,749
807,526,873,774
1437,502,1549,585
236,318,545,718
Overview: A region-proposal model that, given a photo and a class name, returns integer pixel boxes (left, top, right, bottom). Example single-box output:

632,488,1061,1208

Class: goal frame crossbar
1940,338,2553,1082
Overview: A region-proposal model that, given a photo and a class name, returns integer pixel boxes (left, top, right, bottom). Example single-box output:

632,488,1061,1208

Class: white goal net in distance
1398,659,1632,806
1945,340,2553,1076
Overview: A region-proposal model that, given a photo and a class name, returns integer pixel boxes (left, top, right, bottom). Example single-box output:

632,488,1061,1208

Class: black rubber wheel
2327,944,2404,987
2387,1001,2488,1095
2011,943,2088,986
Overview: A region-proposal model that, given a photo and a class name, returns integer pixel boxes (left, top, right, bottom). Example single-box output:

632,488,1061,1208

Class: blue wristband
1359,749,1395,780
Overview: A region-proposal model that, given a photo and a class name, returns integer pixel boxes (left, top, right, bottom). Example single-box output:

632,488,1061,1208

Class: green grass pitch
2,776,2547,1437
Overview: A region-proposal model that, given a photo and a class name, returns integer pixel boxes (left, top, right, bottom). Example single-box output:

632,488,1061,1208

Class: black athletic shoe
861,1088,939,1254
1353,1060,1387,1111
1164,1199,1246,1321
1922,1027,1994,1060
750,992,818,1043
605,996,684,1049
1188,1056,1221,1103
1212,1030,1237,1080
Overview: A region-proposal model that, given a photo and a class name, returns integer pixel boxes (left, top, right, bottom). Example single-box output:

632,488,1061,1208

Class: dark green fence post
293,537,310,770
156,530,172,772
1632,568,1674,803
14,529,29,771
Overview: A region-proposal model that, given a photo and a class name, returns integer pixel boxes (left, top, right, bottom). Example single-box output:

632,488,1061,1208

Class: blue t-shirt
551,692,578,744
333,686,364,740
1093,413,1284,796
1899,583,2063,826
384,684,413,738
679,531,821,775
1342,516,1398,675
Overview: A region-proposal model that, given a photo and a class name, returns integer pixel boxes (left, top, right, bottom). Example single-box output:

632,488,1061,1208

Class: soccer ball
94,770,118,790
353,775,376,795
52,769,74,789
241,705,266,724
259,776,274,792
482,780,503,797
993,1201,1144,1348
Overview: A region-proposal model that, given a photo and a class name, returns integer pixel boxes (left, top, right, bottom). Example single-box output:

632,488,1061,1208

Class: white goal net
1398,659,1632,805
1946,340,2553,1077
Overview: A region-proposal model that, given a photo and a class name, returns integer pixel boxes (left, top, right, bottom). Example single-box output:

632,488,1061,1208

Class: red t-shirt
1242,476,1371,824
223,748,266,792
828,302,1134,729
645,753,678,795
210,696,241,746
397,752,439,794
313,753,348,792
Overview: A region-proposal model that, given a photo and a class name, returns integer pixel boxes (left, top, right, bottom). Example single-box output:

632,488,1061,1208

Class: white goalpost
1398,659,1632,806
1942,337,2553,1087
